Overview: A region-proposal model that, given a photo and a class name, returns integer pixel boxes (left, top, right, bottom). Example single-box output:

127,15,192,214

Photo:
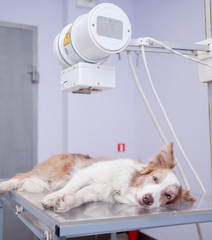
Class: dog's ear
170,187,196,204
141,142,176,174
157,142,176,168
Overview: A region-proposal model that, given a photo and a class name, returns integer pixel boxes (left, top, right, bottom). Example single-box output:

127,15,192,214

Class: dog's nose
142,194,154,206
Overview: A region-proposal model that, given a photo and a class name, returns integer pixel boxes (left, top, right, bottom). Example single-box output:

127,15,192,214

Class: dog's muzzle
140,193,154,207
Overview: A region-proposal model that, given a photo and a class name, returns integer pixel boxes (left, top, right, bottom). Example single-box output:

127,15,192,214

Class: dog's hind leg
0,173,50,195
0,173,29,194
0,179,20,195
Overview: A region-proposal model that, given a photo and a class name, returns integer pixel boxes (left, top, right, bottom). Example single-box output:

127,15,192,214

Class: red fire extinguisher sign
118,143,125,152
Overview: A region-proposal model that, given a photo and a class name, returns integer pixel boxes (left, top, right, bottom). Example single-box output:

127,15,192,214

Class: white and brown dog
0,142,195,212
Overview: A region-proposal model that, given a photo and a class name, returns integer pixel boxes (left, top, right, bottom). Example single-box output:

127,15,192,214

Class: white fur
42,159,142,211
41,159,180,212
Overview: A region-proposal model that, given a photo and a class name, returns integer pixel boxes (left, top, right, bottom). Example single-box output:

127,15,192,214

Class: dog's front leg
41,169,95,211
42,184,101,213
56,184,103,212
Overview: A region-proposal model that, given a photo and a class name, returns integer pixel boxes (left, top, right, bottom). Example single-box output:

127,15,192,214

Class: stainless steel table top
2,191,212,237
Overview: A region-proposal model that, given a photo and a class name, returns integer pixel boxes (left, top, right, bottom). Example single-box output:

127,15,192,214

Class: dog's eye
166,194,172,200
153,176,158,183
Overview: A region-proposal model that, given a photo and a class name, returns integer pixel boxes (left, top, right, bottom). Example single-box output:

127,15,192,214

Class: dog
0,142,195,212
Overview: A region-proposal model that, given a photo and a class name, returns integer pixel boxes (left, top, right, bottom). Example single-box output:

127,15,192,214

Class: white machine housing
61,63,115,94
53,3,131,93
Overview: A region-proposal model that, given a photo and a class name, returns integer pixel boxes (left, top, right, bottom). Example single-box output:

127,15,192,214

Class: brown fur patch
130,170,146,187
168,186,196,204
11,154,113,193
140,142,176,175
12,153,110,181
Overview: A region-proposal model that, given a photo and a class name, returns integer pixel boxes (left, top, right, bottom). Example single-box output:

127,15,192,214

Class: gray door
0,22,38,239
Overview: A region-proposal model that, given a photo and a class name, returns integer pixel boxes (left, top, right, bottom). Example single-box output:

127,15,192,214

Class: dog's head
134,142,195,209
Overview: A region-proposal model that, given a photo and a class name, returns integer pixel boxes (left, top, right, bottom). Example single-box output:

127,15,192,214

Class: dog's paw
53,200,70,213
41,192,64,210
54,194,75,213
41,193,75,213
